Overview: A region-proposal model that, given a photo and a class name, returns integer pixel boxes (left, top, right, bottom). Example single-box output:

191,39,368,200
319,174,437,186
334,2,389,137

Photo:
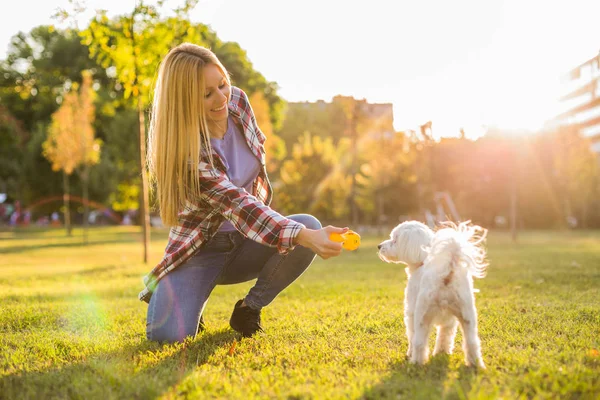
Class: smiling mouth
211,103,226,112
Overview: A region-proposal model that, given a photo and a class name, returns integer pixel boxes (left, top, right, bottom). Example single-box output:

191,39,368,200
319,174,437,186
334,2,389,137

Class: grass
0,226,598,399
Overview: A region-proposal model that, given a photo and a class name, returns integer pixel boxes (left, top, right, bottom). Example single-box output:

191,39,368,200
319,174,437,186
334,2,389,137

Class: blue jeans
146,214,321,343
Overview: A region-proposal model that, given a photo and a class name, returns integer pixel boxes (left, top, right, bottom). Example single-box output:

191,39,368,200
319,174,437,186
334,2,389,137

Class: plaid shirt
139,86,305,303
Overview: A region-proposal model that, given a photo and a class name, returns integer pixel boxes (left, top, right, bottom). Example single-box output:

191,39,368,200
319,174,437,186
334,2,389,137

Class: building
279,97,395,145
554,50,600,153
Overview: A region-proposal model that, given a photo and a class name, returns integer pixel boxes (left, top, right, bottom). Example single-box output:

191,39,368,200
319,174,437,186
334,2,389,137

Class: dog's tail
427,221,488,279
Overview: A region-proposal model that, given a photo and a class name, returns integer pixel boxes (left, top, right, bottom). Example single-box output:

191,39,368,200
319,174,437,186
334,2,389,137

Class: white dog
378,220,488,368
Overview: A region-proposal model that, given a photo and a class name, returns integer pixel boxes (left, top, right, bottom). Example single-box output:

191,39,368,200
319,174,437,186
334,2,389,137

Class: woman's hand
295,225,349,259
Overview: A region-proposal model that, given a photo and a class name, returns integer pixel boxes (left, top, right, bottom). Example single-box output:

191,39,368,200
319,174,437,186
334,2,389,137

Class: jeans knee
147,327,191,344
146,308,196,343
289,214,321,230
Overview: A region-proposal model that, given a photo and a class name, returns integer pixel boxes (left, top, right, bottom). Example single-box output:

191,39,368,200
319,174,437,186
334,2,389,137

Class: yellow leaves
123,85,133,100
82,12,182,108
249,92,273,137
227,340,237,356
42,70,101,175
277,131,353,217
100,102,117,117
109,183,140,211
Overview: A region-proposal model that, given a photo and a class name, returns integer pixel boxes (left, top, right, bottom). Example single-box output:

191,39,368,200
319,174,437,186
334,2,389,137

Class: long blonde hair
147,43,231,226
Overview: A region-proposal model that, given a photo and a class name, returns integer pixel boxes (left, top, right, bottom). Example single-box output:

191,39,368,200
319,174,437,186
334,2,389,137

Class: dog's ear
396,225,434,265
394,228,416,263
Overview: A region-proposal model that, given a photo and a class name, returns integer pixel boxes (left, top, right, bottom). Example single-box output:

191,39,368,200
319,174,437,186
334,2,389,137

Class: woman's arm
295,225,348,259
195,163,347,258
195,166,301,254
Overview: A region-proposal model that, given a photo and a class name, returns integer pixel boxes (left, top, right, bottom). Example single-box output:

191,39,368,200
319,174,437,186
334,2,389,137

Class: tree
78,0,203,262
0,26,104,132
76,71,101,242
553,126,598,228
72,0,287,259
249,92,286,177
0,107,27,201
42,71,101,237
0,25,115,212
357,131,418,228
277,132,351,221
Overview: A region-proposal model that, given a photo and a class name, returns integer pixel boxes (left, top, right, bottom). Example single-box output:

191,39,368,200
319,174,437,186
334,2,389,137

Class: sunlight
63,289,109,334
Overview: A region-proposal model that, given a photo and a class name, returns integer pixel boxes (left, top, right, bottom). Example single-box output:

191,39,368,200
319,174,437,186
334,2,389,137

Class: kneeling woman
142,43,347,343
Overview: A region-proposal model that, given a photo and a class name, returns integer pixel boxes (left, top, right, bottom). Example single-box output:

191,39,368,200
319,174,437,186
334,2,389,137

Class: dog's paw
409,353,428,365
466,358,486,369
433,347,454,356
409,357,427,365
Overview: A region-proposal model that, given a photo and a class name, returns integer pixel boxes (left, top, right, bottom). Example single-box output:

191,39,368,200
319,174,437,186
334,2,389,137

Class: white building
554,50,600,154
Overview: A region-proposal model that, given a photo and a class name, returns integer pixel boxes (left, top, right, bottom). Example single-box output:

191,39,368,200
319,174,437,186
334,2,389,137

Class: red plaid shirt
139,87,305,303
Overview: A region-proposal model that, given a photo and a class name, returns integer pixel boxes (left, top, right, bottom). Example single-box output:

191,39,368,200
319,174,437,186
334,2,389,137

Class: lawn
0,226,598,399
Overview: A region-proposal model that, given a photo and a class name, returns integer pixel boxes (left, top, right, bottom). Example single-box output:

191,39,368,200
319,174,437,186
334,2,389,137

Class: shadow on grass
1,238,142,255
0,227,170,255
361,354,481,400
1,285,142,306
0,329,240,399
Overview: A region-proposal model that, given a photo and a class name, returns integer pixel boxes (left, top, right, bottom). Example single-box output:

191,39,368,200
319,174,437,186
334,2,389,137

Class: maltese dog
378,220,488,368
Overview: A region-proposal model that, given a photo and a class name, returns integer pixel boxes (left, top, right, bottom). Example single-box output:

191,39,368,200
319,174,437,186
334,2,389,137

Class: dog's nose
377,244,382,250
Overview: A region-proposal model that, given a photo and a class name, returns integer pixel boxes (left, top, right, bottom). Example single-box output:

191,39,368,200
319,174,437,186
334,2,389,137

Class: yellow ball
329,231,361,251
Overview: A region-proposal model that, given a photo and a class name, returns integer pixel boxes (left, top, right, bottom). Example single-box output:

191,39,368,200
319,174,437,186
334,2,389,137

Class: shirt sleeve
194,162,305,254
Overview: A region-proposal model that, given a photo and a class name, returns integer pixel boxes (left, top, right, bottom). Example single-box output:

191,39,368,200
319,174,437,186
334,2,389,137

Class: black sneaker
229,299,263,337
198,315,206,333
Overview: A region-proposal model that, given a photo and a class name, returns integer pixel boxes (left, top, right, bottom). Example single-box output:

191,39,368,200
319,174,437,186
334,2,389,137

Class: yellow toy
329,230,361,251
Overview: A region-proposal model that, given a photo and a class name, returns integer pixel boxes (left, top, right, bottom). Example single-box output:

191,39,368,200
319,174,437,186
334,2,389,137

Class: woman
142,43,348,343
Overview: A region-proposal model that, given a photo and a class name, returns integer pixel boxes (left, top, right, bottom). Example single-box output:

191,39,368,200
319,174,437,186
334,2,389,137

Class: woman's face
203,63,230,128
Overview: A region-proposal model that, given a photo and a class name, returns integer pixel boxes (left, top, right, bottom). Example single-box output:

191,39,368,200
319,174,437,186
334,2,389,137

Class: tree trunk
130,9,150,264
138,99,150,264
63,172,72,236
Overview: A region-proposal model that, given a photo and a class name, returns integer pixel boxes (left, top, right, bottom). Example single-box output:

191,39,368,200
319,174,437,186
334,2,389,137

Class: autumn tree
42,71,101,237
249,92,286,177
277,132,351,221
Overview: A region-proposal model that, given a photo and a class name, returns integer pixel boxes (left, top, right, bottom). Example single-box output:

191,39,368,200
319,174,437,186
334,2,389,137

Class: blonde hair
147,43,231,226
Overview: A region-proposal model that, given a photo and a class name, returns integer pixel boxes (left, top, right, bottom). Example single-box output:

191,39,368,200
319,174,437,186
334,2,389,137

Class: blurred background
1,0,599,254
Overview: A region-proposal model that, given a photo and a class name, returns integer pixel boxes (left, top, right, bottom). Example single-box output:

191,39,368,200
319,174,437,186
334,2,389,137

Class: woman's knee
145,283,201,344
288,214,322,230
146,302,201,343
147,324,195,343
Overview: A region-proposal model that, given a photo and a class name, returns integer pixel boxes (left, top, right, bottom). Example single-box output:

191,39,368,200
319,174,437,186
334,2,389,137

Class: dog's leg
410,318,433,365
410,296,433,365
458,304,485,368
404,283,417,359
433,319,458,356
405,312,414,358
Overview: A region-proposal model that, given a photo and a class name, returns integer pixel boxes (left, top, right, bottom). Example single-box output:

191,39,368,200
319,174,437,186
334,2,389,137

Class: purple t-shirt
210,116,261,232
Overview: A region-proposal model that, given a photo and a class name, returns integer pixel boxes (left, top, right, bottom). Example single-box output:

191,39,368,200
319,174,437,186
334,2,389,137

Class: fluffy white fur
378,220,488,368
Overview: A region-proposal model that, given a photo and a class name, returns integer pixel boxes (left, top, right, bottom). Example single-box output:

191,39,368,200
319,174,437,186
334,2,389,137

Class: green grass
0,227,598,399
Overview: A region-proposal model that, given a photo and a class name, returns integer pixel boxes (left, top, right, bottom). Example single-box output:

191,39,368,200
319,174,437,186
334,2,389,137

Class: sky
1,0,599,139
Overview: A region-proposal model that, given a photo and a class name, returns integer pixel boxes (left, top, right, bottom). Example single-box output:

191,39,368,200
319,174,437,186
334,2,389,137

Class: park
1,0,599,398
